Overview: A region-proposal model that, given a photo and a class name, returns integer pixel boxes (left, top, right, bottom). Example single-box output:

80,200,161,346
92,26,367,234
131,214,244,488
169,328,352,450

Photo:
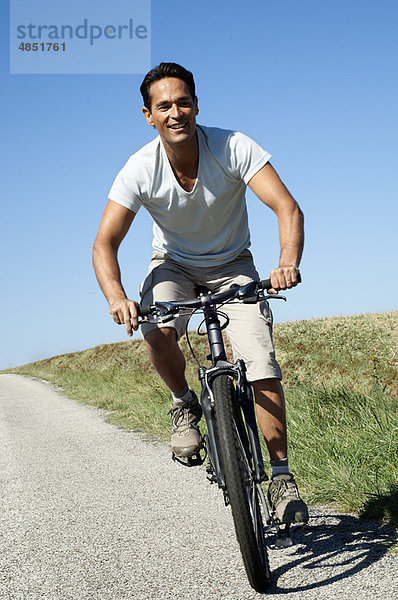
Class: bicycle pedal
171,450,206,468
275,523,293,548
275,535,293,548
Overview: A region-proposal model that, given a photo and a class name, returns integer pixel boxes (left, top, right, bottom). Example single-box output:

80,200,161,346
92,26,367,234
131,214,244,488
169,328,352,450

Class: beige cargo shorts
139,249,282,383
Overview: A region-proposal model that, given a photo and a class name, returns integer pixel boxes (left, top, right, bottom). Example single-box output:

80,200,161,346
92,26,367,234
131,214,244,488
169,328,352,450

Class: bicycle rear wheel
212,375,270,592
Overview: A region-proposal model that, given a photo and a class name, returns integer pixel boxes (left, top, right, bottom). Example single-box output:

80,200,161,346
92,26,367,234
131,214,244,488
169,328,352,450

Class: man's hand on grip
269,266,300,294
109,298,139,337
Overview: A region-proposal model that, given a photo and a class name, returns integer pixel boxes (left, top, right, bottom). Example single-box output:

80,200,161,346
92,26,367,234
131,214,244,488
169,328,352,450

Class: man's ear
142,106,154,126
195,96,199,116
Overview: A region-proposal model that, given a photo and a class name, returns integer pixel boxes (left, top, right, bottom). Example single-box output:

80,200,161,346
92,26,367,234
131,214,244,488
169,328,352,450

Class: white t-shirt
108,125,271,267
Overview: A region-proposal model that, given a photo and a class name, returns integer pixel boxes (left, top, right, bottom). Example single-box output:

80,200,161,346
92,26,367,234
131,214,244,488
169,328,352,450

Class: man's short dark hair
140,62,196,111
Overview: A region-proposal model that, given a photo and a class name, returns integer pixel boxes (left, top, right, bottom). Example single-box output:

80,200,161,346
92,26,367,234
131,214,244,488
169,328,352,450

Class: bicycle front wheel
212,375,270,592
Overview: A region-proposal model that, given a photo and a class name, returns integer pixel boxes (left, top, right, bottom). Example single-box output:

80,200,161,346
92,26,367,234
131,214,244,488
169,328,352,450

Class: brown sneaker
170,391,202,458
268,474,309,524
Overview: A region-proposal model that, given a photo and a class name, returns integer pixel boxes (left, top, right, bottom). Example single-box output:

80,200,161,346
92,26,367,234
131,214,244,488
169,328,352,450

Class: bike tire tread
213,375,270,592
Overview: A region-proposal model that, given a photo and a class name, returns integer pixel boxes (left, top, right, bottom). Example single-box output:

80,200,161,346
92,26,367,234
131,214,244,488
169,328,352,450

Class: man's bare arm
92,200,138,336
248,163,304,292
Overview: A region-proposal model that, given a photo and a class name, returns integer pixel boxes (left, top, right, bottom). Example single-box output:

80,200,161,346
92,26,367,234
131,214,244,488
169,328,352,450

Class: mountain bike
137,277,299,592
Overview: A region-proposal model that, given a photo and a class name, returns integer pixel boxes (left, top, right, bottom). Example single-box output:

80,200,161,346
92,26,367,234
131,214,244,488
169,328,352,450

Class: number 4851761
19,42,66,51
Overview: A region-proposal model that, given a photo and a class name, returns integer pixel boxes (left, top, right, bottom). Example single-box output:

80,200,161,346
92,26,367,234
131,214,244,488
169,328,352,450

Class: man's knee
144,327,178,356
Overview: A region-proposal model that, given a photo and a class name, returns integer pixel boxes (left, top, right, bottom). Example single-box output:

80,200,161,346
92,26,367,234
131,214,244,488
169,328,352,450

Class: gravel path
0,374,396,599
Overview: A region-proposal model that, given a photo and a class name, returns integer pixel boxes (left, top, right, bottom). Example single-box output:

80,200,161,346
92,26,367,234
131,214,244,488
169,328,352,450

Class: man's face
142,77,199,147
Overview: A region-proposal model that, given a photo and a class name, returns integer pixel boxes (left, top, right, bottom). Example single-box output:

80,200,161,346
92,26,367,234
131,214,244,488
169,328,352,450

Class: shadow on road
266,509,396,595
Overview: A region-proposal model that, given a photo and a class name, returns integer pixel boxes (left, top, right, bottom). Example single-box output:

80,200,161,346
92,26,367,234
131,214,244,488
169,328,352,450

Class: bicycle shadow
265,506,396,595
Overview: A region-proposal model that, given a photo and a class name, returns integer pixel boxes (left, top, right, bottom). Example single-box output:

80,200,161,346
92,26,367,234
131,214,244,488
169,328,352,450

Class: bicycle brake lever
264,294,287,302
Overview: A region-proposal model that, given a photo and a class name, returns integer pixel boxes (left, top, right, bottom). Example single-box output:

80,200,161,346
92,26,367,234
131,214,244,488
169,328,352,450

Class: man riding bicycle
93,62,308,524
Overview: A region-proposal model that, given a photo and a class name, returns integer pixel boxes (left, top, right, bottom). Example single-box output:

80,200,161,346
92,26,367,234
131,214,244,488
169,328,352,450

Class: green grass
3,310,397,527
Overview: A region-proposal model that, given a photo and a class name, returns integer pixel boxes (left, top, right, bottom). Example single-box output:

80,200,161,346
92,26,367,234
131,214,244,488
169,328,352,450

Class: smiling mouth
168,123,187,130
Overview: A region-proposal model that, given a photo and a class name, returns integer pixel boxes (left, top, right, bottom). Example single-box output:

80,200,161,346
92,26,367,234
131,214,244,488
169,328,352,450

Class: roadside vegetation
4,310,397,527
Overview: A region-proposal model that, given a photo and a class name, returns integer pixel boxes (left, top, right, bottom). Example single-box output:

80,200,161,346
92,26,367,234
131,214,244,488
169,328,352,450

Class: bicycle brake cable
185,307,203,368
196,310,230,336
184,295,244,368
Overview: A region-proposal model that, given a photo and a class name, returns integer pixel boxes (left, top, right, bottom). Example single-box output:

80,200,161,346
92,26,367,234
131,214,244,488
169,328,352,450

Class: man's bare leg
251,378,287,460
252,378,309,522
145,327,202,457
144,327,187,392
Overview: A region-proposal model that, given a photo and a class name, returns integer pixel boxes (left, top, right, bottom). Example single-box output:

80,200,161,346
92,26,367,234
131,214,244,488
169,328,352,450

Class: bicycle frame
197,305,268,501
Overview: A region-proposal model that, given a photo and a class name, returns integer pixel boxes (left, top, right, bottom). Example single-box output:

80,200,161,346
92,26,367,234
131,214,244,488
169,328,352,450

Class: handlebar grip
259,270,302,290
259,278,272,290
137,304,153,317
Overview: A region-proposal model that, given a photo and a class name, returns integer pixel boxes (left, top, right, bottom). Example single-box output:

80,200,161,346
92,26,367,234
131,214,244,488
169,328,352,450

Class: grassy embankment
4,311,397,527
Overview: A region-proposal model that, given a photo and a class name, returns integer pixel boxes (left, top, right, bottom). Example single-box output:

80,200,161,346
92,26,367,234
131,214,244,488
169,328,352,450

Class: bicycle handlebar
137,285,238,317
258,270,301,291
137,272,301,319
138,304,157,317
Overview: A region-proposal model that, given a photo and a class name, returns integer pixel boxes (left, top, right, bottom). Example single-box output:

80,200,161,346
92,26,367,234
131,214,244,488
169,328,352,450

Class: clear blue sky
1,1,397,369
